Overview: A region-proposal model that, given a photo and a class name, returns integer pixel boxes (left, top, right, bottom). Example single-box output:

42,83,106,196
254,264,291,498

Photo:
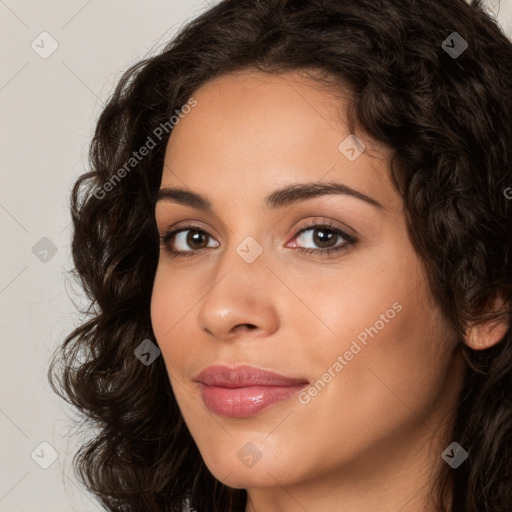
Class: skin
150,69,469,511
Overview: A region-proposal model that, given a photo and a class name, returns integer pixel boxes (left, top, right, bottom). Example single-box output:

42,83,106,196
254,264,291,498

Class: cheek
150,268,187,369
322,290,456,427
150,271,169,344
292,294,460,473
300,245,456,411
150,264,194,339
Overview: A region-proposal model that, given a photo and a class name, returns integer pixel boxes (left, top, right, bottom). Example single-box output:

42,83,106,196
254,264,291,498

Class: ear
464,293,510,351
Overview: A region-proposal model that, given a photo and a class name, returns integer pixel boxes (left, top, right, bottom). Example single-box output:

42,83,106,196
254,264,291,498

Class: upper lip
194,365,309,388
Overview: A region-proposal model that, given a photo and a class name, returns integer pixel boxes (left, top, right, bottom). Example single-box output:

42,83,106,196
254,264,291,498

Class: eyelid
158,219,220,239
158,216,357,258
291,217,356,240
158,216,355,240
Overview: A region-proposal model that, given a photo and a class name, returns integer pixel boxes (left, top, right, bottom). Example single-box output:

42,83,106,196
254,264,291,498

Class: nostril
232,324,258,335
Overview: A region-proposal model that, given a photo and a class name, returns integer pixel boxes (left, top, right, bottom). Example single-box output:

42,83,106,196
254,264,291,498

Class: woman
49,0,512,510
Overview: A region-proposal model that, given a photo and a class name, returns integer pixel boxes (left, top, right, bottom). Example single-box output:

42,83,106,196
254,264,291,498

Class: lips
194,365,309,418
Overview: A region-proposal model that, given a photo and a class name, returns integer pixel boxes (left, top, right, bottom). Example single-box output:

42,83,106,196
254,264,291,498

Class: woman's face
151,70,464,500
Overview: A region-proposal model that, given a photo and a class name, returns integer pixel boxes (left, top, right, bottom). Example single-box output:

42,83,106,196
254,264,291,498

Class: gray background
0,0,510,510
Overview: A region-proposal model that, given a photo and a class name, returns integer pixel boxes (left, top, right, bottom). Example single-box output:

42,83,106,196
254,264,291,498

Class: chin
197,442,297,489
207,461,286,489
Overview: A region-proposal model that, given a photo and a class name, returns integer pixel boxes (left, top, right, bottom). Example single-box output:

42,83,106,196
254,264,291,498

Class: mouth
194,365,309,418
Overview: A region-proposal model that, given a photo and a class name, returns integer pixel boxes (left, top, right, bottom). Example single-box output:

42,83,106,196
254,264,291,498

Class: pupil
184,228,337,250
188,230,207,249
314,229,336,248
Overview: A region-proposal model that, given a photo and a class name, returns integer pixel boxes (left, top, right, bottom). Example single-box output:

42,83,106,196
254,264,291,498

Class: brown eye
293,224,354,252
311,227,338,248
160,227,219,256
185,230,209,249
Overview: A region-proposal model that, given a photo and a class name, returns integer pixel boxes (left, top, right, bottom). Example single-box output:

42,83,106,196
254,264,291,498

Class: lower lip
199,383,307,418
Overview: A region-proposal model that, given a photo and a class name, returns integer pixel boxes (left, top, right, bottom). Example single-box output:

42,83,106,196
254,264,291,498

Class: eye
159,221,356,258
160,227,219,257
289,221,356,257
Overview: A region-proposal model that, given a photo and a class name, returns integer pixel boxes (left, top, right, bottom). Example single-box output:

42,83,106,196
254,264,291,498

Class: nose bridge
210,230,269,304
217,209,268,279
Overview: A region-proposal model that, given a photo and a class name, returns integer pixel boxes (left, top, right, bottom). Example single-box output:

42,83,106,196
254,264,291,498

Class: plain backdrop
1,0,511,510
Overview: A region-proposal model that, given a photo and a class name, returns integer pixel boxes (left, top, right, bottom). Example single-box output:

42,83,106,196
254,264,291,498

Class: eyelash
159,220,357,259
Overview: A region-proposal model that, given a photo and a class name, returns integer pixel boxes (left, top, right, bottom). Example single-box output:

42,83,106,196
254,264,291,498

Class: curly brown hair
48,0,512,510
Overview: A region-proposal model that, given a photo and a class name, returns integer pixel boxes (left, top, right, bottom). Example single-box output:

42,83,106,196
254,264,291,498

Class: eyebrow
154,181,383,210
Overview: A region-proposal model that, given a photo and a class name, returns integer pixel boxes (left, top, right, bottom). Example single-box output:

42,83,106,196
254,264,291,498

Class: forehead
161,70,397,212
166,69,354,156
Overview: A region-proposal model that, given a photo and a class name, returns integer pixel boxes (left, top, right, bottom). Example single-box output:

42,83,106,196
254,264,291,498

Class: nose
197,243,280,341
